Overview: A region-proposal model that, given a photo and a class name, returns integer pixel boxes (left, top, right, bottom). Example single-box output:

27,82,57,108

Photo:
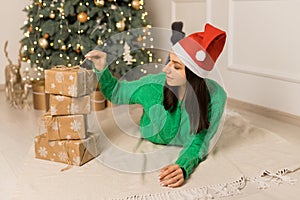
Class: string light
20,0,157,81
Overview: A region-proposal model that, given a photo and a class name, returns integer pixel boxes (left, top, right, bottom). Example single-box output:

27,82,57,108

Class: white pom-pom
196,50,206,61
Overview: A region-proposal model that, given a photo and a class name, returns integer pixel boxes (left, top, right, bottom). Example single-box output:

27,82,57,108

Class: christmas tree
20,0,158,80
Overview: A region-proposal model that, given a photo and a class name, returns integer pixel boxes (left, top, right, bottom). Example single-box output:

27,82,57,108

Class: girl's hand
158,164,184,188
85,50,107,71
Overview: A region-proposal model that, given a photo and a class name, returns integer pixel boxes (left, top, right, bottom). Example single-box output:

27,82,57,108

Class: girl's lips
166,76,173,80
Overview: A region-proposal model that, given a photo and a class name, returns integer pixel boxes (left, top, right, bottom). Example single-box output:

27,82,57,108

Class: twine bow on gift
52,65,80,70
60,141,73,172
38,112,63,140
49,65,95,97
60,133,100,172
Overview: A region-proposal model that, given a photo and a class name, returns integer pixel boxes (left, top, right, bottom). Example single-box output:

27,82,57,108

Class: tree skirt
11,107,300,200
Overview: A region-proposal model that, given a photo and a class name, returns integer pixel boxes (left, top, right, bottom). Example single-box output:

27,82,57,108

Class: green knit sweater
94,66,227,179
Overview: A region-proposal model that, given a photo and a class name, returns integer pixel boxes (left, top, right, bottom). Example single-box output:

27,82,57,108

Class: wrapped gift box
49,94,90,115
43,114,87,140
45,66,95,97
32,80,49,111
90,91,106,111
34,132,101,166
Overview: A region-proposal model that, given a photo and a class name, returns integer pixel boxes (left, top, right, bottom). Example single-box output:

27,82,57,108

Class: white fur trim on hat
172,43,209,78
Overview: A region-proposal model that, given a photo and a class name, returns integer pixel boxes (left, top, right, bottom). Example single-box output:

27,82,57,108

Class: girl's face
162,52,187,87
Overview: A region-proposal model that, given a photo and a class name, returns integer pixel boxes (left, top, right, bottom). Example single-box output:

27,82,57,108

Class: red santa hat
171,23,226,78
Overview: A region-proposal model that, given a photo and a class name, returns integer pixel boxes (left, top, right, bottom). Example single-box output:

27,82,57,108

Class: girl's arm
176,81,227,179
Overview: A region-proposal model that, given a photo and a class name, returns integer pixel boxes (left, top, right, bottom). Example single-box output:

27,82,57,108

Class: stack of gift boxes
34,66,101,166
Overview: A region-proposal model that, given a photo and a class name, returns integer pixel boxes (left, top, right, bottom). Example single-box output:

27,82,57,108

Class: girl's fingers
158,164,184,187
167,178,184,188
84,50,107,70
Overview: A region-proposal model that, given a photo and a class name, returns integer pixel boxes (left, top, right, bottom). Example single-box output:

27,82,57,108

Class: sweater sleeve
93,66,165,105
175,80,227,179
175,131,206,179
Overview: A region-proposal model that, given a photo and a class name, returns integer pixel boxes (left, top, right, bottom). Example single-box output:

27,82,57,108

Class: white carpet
9,106,300,200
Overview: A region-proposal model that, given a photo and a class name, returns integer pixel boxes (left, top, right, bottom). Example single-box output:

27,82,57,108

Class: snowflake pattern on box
51,83,56,89
49,141,56,147
50,106,57,115
70,103,79,114
55,95,65,102
70,120,82,132
51,120,59,130
69,75,74,81
68,85,77,96
55,72,64,83
38,146,48,158
58,151,68,162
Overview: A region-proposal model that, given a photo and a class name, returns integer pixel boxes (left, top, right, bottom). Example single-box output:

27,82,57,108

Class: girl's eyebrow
172,60,182,65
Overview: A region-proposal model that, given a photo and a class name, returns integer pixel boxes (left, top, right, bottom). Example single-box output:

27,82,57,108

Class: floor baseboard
227,98,300,127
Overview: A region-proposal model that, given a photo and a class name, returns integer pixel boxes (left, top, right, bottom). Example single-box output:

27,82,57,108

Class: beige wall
0,0,30,86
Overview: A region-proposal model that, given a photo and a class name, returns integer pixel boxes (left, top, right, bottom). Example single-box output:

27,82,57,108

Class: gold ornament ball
43,33,49,39
49,12,55,19
77,12,88,23
29,25,33,33
94,0,105,6
132,0,140,10
137,35,142,42
35,1,42,7
116,20,126,31
38,38,48,49
75,48,81,53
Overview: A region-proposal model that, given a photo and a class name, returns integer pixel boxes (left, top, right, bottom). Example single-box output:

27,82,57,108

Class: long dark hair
163,67,210,134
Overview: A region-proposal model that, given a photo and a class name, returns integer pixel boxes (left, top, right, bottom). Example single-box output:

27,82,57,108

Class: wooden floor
0,90,300,199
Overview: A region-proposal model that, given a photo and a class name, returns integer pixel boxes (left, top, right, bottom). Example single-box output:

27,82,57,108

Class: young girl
86,23,227,188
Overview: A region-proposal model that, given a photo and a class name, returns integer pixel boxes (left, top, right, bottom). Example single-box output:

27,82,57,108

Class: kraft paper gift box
32,80,49,111
90,90,106,111
34,132,101,166
43,114,87,140
45,65,95,97
49,94,91,115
